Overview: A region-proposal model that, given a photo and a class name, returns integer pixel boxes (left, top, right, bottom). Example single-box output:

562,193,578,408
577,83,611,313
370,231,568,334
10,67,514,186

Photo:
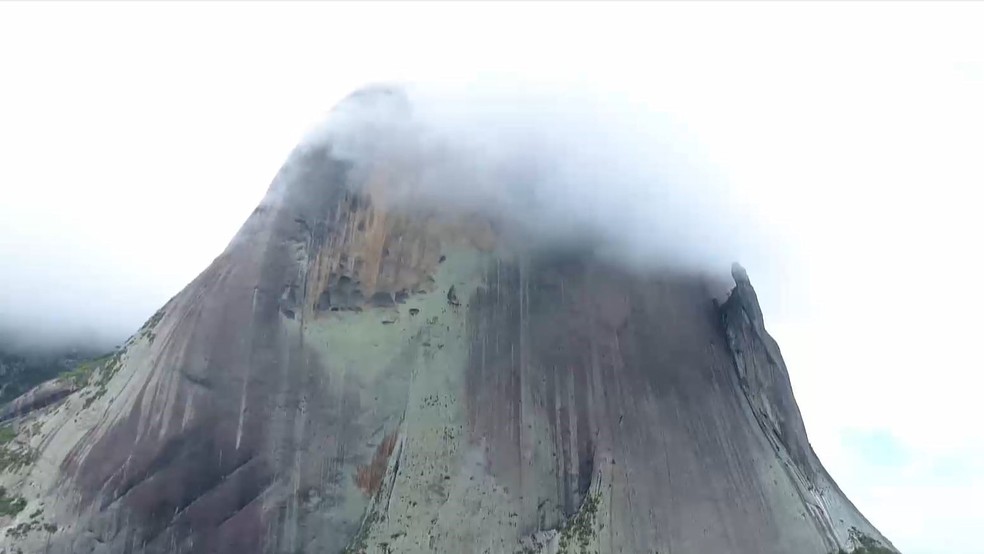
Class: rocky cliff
0,88,895,554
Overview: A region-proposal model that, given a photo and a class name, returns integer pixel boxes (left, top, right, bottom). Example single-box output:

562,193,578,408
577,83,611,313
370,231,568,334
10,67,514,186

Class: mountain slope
0,87,895,554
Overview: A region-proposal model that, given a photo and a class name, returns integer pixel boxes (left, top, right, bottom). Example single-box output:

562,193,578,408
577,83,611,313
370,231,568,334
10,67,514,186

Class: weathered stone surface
0,87,896,553
0,378,78,423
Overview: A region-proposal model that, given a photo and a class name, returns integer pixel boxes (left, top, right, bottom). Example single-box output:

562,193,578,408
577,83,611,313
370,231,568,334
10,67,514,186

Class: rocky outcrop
0,378,78,423
0,350,84,406
721,263,894,552
0,87,896,554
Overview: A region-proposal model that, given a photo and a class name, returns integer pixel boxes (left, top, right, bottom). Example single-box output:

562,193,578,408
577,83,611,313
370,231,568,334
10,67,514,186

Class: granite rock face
0,378,78,424
0,88,895,553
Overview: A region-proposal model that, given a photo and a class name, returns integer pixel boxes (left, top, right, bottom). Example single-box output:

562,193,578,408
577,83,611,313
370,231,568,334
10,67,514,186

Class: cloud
306,83,773,282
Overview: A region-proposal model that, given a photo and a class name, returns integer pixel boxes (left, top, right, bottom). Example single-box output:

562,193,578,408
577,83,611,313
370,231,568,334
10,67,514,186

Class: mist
0,246,159,355
306,83,773,282
1,78,775,356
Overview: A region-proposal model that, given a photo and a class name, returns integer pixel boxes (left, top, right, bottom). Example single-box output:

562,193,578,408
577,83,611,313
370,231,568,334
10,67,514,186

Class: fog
307,83,773,283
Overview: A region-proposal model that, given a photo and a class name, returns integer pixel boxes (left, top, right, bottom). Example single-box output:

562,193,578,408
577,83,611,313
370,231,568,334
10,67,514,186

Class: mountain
0,87,895,554
0,350,94,407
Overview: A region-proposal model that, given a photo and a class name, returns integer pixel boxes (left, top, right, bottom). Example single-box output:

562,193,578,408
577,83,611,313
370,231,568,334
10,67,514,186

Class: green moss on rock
0,426,17,445
0,442,36,473
558,492,601,554
0,486,27,516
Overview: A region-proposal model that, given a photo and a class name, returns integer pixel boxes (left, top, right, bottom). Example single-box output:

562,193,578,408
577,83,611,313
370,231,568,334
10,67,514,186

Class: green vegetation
50,309,157,405
0,494,55,540
831,527,894,554
97,353,123,387
0,486,27,517
0,423,36,474
0,350,78,404
60,351,125,409
82,393,99,410
4,521,35,538
60,359,99,388
0,426,17,445
558,492,601,554
140,307,166,332
4,517,52,538
0,441,36,474
88,351,124,405
138,307,166,345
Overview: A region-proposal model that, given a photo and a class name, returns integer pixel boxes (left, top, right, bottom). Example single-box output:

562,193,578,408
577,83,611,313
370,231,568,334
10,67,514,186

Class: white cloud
1,2,983,551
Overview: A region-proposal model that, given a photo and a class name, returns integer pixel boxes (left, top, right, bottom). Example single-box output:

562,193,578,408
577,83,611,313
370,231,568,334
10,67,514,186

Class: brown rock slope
0,88,895,553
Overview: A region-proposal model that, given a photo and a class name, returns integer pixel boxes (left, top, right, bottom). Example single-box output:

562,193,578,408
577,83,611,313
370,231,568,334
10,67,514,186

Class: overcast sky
1,2,982,552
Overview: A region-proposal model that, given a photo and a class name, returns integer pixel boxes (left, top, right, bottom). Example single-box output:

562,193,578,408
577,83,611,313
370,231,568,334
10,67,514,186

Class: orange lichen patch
354,431,399,497
301,164,500,318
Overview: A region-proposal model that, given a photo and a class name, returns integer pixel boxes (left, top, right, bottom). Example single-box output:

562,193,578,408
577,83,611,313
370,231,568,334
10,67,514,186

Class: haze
1,3,983,553
301,84,770,280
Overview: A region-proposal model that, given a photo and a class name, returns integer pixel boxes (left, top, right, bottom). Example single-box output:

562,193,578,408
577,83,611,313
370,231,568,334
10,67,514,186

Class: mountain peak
0,90,895,554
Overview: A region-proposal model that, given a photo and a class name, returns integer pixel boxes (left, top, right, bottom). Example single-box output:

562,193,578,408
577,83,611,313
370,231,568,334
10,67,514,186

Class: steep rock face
720,265,892,551
0,88,894,554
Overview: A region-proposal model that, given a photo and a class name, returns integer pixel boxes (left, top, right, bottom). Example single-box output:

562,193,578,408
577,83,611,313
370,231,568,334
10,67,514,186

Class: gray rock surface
0,378,78,423
0,88,895,554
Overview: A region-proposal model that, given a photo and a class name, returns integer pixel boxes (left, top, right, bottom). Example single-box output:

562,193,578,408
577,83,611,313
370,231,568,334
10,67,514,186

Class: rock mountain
0,88,895,554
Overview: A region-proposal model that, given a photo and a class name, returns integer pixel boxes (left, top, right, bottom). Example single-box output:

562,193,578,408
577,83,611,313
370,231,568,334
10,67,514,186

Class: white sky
1,2,982,552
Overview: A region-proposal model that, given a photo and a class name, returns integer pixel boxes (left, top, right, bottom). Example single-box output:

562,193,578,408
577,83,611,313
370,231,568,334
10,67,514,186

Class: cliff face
0,89,894,554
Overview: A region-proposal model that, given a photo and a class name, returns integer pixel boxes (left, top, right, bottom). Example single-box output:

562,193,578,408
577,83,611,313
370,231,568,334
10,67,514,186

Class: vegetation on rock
558,492,601,554
0,350,85,404
4,516,57,539
0,426,16,445
0,487,27,517
57,350,124,409
59,359,100,389
831,527,894,554
138,307,166,345
0,423,35,473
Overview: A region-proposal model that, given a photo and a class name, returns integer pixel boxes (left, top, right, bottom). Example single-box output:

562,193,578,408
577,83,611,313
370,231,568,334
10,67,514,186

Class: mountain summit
0,88,894,554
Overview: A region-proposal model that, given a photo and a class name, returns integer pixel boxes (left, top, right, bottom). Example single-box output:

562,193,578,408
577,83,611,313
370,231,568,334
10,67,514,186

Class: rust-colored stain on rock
355,431,398,496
